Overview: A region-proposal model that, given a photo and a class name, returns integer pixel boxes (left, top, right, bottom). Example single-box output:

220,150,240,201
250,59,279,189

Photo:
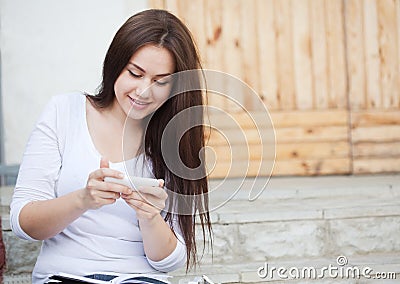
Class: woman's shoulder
49,91,86,108
44,92,87,120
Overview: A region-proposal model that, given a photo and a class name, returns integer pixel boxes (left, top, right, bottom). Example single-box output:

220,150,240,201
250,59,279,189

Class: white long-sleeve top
10,93,186,284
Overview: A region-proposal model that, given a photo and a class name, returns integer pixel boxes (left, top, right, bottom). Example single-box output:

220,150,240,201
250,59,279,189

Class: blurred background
153,0,400,177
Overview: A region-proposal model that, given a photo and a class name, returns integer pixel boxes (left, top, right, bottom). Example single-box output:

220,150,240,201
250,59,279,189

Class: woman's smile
128,95,151,110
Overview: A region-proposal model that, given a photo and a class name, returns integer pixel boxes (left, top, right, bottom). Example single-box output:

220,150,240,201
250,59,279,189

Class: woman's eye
155,80,170,86
128,70,141,78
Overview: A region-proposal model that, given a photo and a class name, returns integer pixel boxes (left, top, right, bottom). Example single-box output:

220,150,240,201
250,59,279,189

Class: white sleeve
10,96,63,241
147,215,187,272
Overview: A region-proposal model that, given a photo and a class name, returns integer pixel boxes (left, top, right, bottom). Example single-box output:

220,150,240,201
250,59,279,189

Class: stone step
1,175,399,281
4,253,400,283
171,253,400,283
197,175,400,266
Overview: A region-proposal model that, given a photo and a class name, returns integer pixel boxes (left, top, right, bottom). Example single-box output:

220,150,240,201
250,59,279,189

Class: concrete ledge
209,175,400,202
324,204,400,219
2,175,399,281
172,253,400,283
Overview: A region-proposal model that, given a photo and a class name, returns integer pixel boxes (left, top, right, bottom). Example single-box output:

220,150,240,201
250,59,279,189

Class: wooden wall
150,0,400,177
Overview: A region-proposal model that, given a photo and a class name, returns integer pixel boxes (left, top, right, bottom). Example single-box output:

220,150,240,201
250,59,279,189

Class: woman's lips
128,96,150,110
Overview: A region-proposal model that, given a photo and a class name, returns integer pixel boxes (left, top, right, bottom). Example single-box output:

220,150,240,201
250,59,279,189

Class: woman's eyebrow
128,62,171,77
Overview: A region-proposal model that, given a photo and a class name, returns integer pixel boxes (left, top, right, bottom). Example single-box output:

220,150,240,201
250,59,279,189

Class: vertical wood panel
256,0,279,110
364,0,381,108
275,0,295,110
164,0,179,14
377,0,400,108
292,0,313,109
240,0,259,111
345,0,366,109
149,0,400,176
149,0,165,9
326,0,347,108
178,0,206,62
311,0,329,109
397,0,400,108
204,0,225,110
204,0,223,70
222,0,245,112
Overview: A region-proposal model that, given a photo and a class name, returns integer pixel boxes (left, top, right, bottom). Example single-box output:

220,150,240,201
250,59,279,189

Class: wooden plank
275,126,349,142
204,0,223,70
208,158,350,178
353,142,400,158
207,144,272,162
271,110,348,127
164,0,179,15
353,158,400,174
256,0,279,110
208,159,273,178
204,0,226,110
273,158,351,176
345,0,366,109
364,0,381,108
207,110,348,129
222,0,245,112
240,0,259,111
311,0,329,109
178,0,206,64
377,0,400,108
206,128,273,145
209,141,349,162
351,110,400,126
276,141,349,159
352,125,400,142
275,0,295,110
149,0,165,9
292,0,313,109
397,0,400,108
206,126,348,145
325,0,347,108
206,111,269,130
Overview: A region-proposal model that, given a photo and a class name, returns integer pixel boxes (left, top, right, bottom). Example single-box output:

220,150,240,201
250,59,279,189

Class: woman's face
114,44,175,121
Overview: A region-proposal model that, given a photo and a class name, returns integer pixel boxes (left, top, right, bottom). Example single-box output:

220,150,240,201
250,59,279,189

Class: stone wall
1,220,6,282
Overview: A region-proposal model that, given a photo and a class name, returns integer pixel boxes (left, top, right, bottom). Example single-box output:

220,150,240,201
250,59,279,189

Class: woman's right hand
79,158,132,210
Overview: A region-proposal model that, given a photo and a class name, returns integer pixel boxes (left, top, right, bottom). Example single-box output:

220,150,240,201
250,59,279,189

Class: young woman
10,9,211,283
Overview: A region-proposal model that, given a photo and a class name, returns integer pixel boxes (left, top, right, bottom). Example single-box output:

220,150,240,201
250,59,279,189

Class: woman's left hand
121,179,168,223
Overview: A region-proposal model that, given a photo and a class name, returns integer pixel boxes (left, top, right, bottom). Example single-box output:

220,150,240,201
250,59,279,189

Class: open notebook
47,272,171,284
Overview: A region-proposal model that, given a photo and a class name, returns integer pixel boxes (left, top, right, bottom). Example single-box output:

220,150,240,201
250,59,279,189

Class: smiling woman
10,9,211,284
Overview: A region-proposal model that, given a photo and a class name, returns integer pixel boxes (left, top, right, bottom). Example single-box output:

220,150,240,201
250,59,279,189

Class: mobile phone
104,175,160,189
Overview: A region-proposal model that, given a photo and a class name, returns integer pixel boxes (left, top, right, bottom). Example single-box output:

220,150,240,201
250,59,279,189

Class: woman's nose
136,78,152,98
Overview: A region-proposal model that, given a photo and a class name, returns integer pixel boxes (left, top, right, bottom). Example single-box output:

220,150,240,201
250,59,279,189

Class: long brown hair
87,9,212,270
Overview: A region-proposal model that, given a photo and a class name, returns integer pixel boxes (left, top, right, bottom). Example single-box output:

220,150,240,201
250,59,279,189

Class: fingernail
118,173,124,178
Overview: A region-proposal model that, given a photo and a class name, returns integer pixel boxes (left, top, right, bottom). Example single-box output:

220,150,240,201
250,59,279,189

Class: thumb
100,157,109,169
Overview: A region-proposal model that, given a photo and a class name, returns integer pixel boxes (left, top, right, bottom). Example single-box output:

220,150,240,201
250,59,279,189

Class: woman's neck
106,98,144,134
86,96,144,162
